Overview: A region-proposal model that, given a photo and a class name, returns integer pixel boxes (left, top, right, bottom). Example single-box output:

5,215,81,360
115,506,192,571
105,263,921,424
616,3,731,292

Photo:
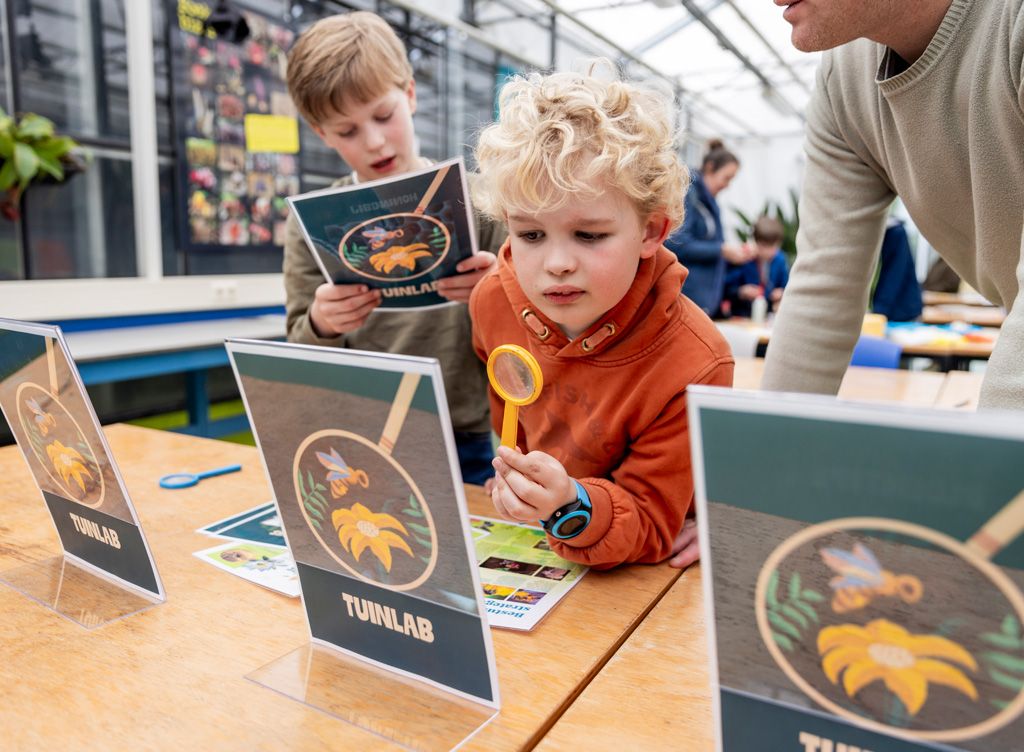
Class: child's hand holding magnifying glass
485,345,575,524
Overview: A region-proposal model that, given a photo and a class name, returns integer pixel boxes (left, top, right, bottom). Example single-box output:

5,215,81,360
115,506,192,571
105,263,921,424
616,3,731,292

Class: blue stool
850,335,902,369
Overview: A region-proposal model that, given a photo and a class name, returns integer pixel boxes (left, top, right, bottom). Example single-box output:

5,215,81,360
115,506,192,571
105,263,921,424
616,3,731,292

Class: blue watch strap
544,480,592,540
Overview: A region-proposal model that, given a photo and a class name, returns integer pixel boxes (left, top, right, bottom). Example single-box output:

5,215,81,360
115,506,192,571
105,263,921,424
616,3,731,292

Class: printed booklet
287,157,477,310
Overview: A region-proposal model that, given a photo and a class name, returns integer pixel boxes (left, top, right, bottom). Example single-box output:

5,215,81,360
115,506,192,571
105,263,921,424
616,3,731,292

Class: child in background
470,69,734,569
723,215,789,318
283,12,502,484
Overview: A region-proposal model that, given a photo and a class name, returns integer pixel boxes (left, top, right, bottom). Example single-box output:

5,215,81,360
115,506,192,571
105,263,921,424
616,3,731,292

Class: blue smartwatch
542,480,592,540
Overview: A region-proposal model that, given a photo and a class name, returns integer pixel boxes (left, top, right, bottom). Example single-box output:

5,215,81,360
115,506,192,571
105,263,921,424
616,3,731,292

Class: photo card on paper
0,318,164,602
287,157,478,310
227,338,499,707
688,386,1024,752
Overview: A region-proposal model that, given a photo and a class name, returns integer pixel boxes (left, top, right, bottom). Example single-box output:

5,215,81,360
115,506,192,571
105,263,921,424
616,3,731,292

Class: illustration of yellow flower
818,619,978,715
369,242,432,273
332,502,413,572
45,440,93,494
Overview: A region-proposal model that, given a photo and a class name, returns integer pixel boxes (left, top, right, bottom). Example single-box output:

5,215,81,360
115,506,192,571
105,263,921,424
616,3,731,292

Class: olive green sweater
763,0,1024,409
283,172,505,433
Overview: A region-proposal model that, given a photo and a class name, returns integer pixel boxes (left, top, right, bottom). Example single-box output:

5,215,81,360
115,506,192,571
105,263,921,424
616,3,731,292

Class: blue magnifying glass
158,463,242,489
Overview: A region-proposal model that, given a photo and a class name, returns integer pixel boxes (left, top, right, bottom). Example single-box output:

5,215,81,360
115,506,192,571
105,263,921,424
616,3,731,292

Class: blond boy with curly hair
470,70,734,569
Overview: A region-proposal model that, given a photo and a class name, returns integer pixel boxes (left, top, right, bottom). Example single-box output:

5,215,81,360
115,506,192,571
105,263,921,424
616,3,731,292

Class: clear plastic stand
247,643,499,751
0,555,161,629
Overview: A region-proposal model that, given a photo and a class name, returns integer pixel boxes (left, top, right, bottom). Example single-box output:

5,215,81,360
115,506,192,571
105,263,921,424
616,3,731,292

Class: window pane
13,0,131,143
22,155,137,279
152,0,173,149
0,216,21,280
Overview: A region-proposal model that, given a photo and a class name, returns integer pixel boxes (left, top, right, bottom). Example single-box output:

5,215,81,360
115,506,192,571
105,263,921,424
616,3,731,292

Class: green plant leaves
766,569,823,652
13,142,39,186
980,613,1024,709
16,113,55,140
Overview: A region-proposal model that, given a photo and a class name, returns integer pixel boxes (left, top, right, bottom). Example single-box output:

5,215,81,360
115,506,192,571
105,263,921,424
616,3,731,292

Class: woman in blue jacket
665,140,753,316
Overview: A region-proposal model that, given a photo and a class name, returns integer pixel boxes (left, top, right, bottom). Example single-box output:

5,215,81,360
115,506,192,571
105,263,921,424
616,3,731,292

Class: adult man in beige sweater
763,0,1024,409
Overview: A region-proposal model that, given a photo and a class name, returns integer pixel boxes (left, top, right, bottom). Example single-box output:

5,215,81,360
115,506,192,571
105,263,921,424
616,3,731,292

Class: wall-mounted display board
172,1,298,253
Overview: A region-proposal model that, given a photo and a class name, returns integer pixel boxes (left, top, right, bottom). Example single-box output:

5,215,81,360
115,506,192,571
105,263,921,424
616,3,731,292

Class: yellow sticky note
244,114,300,154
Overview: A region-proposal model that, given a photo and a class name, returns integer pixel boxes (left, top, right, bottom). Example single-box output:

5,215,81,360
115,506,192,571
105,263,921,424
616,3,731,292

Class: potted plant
0,108,89,221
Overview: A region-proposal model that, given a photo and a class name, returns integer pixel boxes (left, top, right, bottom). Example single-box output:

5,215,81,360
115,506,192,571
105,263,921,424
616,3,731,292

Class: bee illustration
820,542,923,613
362,225,404,250
316,447,369,499
26,398,56,436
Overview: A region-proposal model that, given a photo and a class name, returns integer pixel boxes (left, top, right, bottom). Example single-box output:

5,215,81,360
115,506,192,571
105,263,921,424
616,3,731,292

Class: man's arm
761,55,894,396
980,22,1024,409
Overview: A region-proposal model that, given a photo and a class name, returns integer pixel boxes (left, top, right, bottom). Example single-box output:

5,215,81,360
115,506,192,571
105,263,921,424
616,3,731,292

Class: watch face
556,513,588,538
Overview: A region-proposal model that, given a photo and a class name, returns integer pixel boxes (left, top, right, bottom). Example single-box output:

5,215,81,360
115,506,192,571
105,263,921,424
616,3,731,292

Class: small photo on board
536,566,570,581
482,583,516,601
507,589,546,606
480,557,541,577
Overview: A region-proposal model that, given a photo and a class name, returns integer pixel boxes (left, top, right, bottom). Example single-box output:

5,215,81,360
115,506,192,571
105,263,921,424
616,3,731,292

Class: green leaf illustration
988,668,1024,693
306,470,316,493
310,518,322,532
419,555,431,564
768,610,800,640
402,507,423,518
801,589,825,603
772,631,794,652
781,604,808,630
982,652,1024,674
1002,615,1021,639
981,632,1022,650
407,522,431,536
297,470,306,494
304,501,324,521
794,600,819,624
315,483,327,492
788,572,802,600
408,494,421,510
413,536,432,549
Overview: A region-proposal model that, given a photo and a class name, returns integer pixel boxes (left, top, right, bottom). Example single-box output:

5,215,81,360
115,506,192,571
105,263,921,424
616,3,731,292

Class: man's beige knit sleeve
761,54,894,396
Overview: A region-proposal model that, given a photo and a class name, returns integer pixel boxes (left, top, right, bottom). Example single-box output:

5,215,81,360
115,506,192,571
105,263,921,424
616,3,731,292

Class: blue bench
58,307,285,437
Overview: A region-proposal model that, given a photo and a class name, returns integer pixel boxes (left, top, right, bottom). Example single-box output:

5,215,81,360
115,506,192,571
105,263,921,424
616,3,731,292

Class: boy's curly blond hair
286,12,412,126
474,69,687,231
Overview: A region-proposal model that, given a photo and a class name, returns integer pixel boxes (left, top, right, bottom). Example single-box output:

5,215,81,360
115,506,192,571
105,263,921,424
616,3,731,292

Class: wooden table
935,370,986,410
0,424,680,750
922,290,995,307
536,565,711,752
732,357,947,406
921,305,1005,327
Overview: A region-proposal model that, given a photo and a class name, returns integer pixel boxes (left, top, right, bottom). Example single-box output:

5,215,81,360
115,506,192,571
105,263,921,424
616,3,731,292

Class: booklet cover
471,516,587,630
227,338,499,707
689,386,1024,752
287,157,477,310
0,318,164,599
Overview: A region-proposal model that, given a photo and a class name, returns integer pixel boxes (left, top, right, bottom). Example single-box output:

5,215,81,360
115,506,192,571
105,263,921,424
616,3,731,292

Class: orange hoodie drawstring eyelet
521,309,551,341
580,323,617,352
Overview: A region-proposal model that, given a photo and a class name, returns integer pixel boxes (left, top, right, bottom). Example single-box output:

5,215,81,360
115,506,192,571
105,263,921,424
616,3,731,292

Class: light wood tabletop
0,424,680,751
921,305,1005,327
935,370,986,410
537,565,712,752
732,357,947,407
921,290,996,307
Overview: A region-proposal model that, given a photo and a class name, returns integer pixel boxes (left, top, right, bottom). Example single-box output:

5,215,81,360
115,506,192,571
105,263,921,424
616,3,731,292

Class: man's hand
490,445,574,524
770,287,784,303
309,282,381,336
668,518,700,569
436,252,497,303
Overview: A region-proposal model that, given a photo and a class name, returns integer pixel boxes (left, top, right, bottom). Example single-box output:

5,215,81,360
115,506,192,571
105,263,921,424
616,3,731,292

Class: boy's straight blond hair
286,12,413,126
474,68,687,232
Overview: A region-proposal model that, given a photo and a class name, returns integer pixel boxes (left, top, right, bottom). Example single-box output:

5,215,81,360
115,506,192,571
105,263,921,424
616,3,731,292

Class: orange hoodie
470,242,734,569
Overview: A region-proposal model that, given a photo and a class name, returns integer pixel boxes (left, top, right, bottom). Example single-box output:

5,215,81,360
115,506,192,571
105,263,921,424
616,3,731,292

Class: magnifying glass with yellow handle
486,345,543,449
